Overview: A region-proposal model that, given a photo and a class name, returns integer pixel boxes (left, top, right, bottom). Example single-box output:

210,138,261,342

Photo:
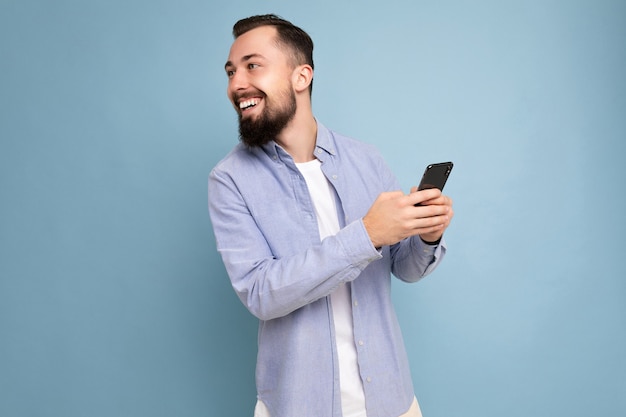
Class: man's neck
275,111,318,163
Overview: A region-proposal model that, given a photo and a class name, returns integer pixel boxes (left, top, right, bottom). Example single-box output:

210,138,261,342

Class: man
208,14,453,417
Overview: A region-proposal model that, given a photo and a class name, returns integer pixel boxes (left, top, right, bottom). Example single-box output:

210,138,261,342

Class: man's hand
362,188,454,248
411,186,454,243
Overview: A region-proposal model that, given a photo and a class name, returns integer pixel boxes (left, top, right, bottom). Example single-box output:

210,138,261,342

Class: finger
421,194,453,207
411,213,450,230
409,188,442,206
412,203,450,220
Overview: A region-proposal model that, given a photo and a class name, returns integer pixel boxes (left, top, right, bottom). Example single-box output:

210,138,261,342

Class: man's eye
226,70,235,78
248,63,259,70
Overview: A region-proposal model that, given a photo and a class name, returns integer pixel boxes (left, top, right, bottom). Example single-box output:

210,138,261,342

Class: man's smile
234,93,265,117
239,97,261,111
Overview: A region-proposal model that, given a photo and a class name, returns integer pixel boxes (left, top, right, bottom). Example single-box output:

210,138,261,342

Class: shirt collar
260,119,337,164
313,121,337,161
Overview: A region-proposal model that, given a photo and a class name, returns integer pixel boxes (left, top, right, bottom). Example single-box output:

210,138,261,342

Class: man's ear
292,64,313,93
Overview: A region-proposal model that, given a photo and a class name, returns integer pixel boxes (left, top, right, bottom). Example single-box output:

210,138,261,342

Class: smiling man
209,14,454,417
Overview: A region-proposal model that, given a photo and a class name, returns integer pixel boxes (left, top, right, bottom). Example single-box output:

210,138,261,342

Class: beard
237,87,297,148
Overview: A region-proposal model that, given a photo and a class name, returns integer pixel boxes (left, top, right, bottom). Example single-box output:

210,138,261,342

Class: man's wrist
420,236,441,246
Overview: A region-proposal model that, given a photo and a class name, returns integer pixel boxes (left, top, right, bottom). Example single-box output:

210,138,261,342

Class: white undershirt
295,159,367,417
254,159,366,417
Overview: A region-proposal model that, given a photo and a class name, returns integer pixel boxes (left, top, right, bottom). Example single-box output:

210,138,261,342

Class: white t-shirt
254,158,367,417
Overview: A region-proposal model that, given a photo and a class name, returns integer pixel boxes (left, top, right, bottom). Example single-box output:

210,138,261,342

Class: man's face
225,26,297,147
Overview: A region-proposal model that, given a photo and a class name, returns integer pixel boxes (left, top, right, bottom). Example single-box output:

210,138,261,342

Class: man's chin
238,120,271,147
240,112,259,123
237,96,296,147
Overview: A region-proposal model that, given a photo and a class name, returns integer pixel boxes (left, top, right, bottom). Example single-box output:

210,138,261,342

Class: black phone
417,162,453,191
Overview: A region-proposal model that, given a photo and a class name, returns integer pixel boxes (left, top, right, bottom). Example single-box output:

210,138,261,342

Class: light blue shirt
208,121,446,417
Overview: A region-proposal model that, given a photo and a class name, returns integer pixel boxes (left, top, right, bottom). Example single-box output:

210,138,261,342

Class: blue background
1,0,624,416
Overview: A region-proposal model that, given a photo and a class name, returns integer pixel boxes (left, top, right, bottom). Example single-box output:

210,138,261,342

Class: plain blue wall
1,1,624,416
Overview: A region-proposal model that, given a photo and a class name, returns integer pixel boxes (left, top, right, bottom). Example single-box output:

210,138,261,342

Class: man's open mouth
239,98,261,111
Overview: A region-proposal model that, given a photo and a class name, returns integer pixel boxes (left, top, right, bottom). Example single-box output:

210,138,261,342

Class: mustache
232,90,265,103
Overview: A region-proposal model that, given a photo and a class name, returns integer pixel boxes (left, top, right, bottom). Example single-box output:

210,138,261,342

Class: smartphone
417,161,454,191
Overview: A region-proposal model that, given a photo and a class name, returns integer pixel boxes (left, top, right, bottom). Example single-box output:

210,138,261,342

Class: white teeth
239,99,259,110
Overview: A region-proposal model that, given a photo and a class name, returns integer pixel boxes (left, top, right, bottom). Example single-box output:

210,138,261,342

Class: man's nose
229,70,249,91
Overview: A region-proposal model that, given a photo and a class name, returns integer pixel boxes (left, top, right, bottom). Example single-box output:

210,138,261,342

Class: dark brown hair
233,14,314,93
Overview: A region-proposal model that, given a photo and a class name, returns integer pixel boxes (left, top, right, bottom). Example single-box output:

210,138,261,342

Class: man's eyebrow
224,53,266,70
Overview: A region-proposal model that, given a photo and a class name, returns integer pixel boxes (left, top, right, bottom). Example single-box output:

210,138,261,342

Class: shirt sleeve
371,148,448,283
208,167,382,321
389,235,447,283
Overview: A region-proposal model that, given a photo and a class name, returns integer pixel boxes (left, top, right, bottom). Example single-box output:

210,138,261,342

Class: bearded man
209,14,454,417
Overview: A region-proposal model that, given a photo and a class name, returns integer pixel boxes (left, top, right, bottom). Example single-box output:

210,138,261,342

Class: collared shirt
208,121,446,417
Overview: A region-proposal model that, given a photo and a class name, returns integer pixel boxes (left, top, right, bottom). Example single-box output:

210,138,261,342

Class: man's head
232,14,314,91
225,14,315,147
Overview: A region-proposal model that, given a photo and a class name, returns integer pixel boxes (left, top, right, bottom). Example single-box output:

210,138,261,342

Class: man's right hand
362,189,451,248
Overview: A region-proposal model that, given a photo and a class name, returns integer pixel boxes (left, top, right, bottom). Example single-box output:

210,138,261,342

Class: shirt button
353,300,358,307
358,340,364,346
332,174,338,180
366,377,372,383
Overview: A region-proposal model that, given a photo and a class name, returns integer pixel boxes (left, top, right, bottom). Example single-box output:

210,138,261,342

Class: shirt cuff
338,219,383,264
